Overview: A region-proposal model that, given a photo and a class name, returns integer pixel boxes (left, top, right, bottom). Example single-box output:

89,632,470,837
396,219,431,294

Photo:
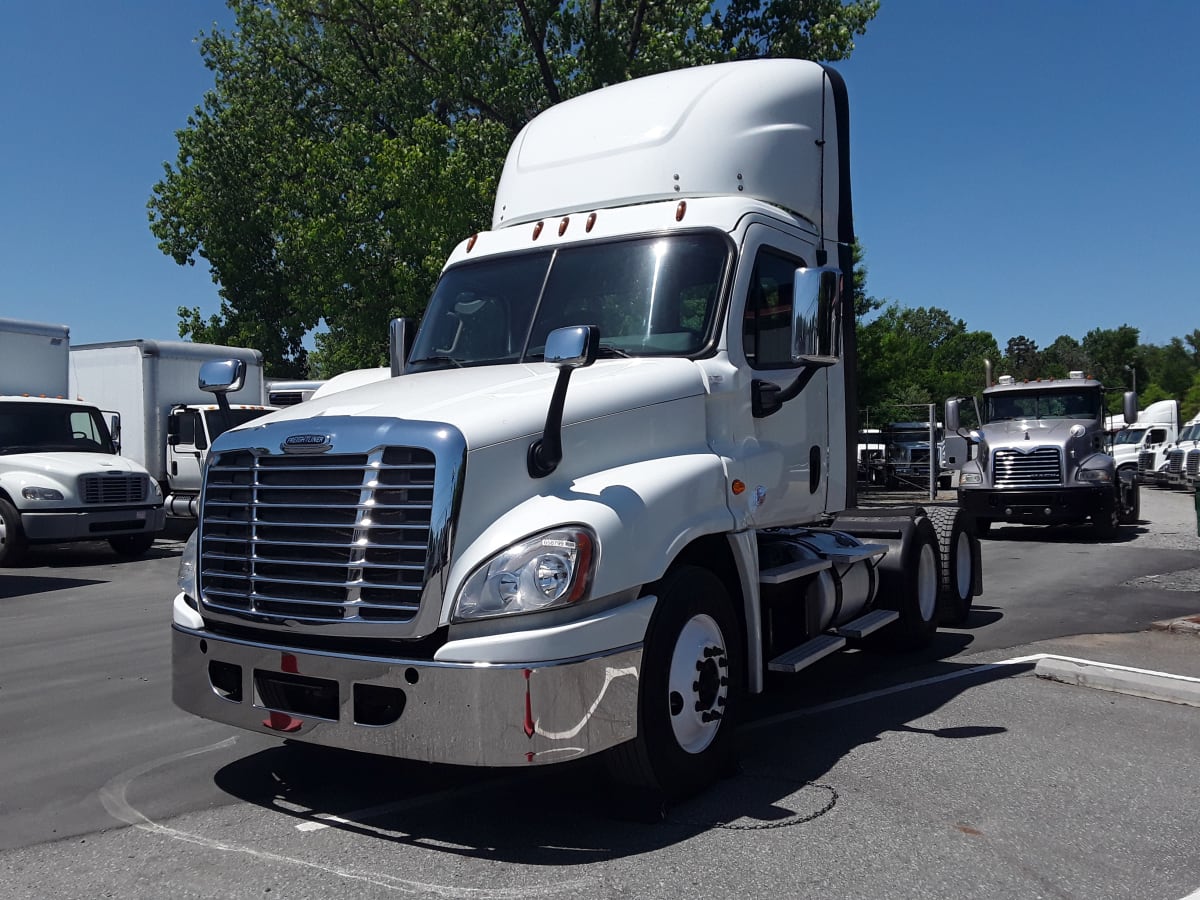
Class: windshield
1113,427,1147,445
1179,424,1200,442
985,389,1101,423
407,233,728,371
0,402,115,455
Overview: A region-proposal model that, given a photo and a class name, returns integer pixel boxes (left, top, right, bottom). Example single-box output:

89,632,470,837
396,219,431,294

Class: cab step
767,634,846,673
834,608,898,639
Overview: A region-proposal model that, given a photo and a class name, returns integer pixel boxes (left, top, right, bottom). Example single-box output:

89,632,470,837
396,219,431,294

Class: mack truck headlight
1076,468,1112,483
454,527,597,621
22,486,64,501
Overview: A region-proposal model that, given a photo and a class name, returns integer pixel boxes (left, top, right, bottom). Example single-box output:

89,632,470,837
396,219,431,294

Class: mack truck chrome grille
1137,450,1155,474
80,472,148,504
1166,449,1185,477
198,446,436,625
993,447,1062,487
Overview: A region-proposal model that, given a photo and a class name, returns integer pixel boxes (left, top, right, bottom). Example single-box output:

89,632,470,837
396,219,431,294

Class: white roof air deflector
492,59,848,243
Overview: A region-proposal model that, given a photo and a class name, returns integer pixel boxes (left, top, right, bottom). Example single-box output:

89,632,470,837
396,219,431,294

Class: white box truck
172,59,983,804
0,318,165,565
69,340,276,517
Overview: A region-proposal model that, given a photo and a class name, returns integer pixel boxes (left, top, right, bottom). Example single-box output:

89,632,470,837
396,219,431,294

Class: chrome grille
79,472,148,504
198,446,436,625
1137,450,1155,474
993,447,1062,487
1166,449,1185,477
1187,449,1200,479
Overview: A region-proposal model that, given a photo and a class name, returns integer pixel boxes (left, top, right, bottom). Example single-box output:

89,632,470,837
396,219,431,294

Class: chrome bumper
172,625,641,767
22,506,166,541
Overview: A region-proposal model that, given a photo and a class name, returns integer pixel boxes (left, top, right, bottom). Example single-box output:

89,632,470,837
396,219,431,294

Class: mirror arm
528,367,574,478
753,357,837,419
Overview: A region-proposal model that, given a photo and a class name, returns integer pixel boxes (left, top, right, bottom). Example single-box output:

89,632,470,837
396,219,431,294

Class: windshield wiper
407,355,463,369
596,344,632,358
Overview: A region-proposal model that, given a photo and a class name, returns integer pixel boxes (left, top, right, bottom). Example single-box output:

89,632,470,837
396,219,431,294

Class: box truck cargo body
70,340,274,517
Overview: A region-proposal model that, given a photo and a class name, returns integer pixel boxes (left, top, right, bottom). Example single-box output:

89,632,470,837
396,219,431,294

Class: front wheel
607,566,743,803
0,497,28,567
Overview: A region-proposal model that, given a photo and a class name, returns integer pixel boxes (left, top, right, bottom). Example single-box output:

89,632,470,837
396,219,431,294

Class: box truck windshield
0,402,115,455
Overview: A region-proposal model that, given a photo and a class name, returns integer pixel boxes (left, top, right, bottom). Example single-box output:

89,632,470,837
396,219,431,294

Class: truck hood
0,451,150,477
980,419,1088,448
244,359,708,449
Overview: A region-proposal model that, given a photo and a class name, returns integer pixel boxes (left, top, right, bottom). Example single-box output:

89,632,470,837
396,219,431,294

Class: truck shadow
211,648,1020,863
980,522,1147,544
0,573,105,598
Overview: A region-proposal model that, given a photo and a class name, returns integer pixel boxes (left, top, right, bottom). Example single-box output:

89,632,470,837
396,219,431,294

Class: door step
767,634,846,673
834,608,898,639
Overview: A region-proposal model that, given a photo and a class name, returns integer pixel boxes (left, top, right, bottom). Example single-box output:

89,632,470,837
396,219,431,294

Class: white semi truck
69,340,276,517
171,60,982,802
1162,415,1200,489
1110,399,1181,483
949,372,1139,538
0,318,165,565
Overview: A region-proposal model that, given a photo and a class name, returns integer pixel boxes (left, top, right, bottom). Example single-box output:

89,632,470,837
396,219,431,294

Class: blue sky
2,1,1197,353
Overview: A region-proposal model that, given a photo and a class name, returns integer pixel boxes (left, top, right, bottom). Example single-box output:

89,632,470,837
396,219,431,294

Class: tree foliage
151,0,880,376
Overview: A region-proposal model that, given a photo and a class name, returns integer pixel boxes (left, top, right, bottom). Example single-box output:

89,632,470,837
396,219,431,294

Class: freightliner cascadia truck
172,59,982,802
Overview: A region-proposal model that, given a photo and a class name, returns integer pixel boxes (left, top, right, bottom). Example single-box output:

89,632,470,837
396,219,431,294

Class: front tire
0,497,28,567
607,566,743,803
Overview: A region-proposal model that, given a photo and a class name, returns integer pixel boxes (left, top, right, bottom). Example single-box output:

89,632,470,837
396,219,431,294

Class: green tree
1040,334,1089,379
1001,334,1040,381
151,0,880,376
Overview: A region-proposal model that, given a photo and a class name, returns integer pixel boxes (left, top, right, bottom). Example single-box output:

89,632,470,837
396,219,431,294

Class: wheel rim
917,543,938,622
954,531,972,600
666,613,728,754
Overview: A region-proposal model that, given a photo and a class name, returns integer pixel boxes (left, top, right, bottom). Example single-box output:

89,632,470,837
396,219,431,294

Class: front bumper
22,505,166,542
172,623,642,767
958,486,1112,524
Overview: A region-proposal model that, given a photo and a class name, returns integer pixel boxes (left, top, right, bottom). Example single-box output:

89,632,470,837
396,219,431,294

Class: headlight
1077,468,1112,483
178,528,199,600
454,527,597,621
960,472,983,485
22,486,64,501
149,479,164,500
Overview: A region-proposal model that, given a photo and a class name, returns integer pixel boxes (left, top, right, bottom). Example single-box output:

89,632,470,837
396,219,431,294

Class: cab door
167,409,206,494
727,225,837,528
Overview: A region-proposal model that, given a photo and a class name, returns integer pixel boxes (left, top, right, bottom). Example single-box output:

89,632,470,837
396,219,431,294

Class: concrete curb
1034,656,1200,708
1151,614,1200,636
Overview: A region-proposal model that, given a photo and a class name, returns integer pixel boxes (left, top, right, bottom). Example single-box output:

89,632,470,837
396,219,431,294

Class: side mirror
945,398,961,433
1122,391,1138,426
528,326,599,478
791,266,841,363
108,414,122,454
199,359,247,395
390,317,415,376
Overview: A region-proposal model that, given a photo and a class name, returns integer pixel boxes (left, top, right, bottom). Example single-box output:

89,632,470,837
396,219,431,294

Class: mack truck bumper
21,505,166,542
172,617,642,767
958,486,1113,525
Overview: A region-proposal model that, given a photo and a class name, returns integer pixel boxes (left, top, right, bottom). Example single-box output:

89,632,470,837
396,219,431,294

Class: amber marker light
466,233,478,252
558,217,570,236
586,212,597,232
731,479,746,495
675,200,687,221
532,221,544,240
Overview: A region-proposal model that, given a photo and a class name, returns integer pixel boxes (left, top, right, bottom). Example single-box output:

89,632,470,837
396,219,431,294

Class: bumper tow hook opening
354,683,406,727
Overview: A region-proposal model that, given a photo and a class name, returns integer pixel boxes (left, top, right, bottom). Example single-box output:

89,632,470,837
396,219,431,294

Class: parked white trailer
70,340,275,517
172,60,983,805
0,319,165,565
